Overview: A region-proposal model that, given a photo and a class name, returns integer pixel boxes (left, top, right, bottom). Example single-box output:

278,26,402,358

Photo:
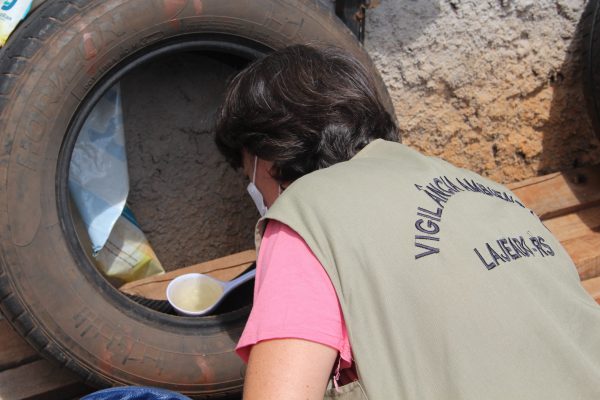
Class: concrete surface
365,0,600,183
121,53,258,270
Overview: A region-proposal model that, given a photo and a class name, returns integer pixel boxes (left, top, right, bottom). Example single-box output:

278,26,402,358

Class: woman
214,44,600,400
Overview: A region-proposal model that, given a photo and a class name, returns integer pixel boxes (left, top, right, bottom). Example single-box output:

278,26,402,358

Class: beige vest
257,139,600,399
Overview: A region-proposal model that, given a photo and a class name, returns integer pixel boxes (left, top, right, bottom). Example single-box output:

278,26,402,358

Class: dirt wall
365,0,600,183
121,53,258,270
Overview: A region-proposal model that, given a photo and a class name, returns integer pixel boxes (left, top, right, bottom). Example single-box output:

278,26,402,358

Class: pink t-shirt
236,220,352,369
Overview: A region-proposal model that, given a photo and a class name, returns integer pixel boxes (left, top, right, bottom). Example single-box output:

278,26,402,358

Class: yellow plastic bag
93,207,165,284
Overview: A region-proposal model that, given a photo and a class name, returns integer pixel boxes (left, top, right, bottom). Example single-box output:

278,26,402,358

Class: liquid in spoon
166,269,256,316
170,278,224,312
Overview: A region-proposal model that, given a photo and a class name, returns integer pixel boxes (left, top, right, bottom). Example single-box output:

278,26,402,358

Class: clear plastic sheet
69,83,129,253
69,83,164,283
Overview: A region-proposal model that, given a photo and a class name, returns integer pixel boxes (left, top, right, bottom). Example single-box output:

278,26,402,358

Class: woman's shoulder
237,219,352,366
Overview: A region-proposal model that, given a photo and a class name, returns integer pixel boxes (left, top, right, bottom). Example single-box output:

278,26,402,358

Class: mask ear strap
252,156,258,183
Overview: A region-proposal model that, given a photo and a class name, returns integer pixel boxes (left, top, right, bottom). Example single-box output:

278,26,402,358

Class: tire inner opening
68,50,259,317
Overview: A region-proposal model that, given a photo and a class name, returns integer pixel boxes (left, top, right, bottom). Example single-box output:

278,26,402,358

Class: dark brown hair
214,44,399,182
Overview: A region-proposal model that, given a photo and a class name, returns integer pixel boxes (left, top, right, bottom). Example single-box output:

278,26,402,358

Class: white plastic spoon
166,269,256,316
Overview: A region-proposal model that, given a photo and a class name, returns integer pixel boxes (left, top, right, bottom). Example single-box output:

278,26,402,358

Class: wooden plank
0,320,39,371
543,205,600,243
507,164,600,220
582,276,600,304
0,359,91,400
542,205,600,281
562,233,600,281
120,249,256,300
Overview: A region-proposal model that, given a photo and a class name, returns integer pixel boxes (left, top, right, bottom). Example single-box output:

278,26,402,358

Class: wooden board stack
506,165,600,298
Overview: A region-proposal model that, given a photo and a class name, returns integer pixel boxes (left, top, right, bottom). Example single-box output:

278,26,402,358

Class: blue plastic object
81,386,192,400
69,82,129,254
0,0,33,46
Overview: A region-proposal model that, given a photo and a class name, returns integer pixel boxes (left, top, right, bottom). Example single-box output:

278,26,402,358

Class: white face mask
247,156,268,217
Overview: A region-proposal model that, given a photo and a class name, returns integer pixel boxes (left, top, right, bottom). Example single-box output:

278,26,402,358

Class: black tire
0,0,394,397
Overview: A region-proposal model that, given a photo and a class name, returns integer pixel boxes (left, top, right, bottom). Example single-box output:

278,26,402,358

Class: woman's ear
267,163,280,180
267,164,292,189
